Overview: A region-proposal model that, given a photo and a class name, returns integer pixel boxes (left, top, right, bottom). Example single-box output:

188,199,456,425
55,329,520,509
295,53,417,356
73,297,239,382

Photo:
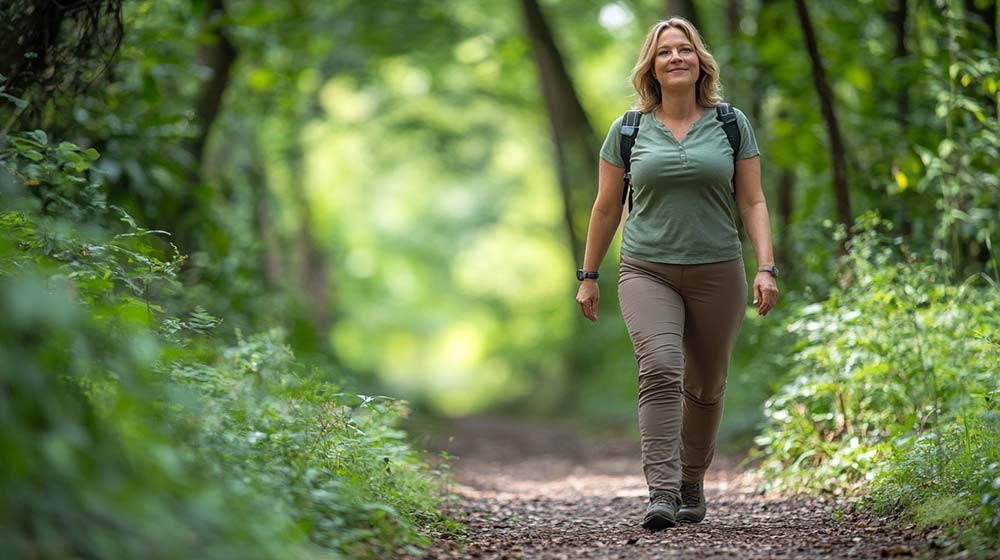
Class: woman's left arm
734,155,779,316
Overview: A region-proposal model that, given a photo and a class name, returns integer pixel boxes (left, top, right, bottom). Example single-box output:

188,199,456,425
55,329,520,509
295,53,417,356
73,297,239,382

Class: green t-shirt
600,105,760,264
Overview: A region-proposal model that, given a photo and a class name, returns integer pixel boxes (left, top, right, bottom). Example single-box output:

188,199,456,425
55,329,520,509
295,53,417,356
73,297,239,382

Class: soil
406,415,948,560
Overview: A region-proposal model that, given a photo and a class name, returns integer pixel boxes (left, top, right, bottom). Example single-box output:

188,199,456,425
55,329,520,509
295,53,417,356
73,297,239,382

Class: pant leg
679,257,748,482
618,255,685,501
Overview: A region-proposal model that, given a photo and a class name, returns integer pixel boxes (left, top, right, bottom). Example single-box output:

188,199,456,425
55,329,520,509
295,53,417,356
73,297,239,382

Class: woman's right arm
575,157,626,322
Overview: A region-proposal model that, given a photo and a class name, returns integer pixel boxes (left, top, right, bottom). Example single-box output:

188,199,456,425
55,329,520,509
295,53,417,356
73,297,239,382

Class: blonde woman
574,17,778,530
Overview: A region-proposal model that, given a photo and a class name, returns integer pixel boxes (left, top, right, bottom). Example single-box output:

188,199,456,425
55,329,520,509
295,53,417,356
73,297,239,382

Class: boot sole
676,509,705,524
642,512,676,530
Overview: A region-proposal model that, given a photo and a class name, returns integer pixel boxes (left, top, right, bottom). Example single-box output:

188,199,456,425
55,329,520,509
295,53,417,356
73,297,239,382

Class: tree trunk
171,0,237,252
188,0,237,167
887,0,910,127
727,0,742,38
521,0,613,412
776,169,794,278
963,0,998,119
244,136,284,289
964,0,997,51
520,0,598,266
794,0,853,241
0,0,123,128
0,1,61,92
665,0,699,27
294,204,332,333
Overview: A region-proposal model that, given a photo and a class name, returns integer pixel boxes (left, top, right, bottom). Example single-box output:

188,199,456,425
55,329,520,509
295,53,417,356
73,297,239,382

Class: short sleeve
734,107,760,160
599,115,625,167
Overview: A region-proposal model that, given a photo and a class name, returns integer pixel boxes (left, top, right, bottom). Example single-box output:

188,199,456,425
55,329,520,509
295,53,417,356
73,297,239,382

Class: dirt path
412,415,934,559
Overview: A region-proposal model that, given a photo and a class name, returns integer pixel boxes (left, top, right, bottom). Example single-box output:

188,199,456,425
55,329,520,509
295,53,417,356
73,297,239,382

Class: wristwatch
758,265,779,278
577,269,599,281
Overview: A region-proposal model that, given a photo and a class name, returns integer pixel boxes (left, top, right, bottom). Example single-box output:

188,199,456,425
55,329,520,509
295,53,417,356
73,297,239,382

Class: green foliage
752,213,1000,552
865,412,1000,555
4,1,999,555
1,129,186,327
4,129,106,219
167,329,458,557
747,4,999,554
754,214,999,490
904,11,1000,279
0,271,312,560
1,128,457,558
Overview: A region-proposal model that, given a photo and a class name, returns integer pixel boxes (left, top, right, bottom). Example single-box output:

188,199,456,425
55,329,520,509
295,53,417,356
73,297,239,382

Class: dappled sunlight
302,56,583,418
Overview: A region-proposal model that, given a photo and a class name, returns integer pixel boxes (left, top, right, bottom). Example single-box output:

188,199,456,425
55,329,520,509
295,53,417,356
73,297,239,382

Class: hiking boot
642,492,678,530
676,480,706,523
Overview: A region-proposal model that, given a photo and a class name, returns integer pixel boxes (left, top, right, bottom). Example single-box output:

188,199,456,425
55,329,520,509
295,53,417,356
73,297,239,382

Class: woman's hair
629,17,723,113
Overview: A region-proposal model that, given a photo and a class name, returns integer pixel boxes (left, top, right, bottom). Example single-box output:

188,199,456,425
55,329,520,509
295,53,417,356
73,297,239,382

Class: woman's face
651,27,700,90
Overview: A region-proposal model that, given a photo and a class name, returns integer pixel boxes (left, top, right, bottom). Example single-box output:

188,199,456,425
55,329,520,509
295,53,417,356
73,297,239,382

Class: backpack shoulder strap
715,103,741,197
619,110,641,209
715,103,741,158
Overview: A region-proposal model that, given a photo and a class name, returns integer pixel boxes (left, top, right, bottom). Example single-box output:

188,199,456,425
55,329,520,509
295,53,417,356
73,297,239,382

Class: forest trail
412,415,933,560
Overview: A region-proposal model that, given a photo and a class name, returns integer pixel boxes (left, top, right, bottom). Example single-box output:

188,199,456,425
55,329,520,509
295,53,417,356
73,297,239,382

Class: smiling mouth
668,68,687,73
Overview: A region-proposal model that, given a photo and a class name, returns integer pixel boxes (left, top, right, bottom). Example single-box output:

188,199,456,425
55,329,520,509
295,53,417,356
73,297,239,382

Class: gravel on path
407,415,939,560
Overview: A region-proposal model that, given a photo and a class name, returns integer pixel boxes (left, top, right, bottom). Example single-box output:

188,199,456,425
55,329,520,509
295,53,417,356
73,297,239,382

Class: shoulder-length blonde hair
629,18,723,113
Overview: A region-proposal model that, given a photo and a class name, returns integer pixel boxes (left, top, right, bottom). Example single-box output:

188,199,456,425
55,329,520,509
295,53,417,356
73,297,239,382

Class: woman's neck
657,88,700,121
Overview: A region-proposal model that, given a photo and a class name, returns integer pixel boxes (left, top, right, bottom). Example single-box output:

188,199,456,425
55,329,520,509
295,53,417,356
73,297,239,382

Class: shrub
753,213,999,491
1,130,457,558
752,213,1000,553
866,412,1000,554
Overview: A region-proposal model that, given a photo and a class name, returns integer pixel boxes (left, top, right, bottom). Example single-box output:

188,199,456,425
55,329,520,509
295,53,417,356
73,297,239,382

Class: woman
574,17,778,531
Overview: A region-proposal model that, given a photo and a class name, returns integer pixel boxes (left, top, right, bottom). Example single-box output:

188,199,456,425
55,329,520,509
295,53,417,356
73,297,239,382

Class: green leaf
27,130,48,145
939,139,955,158
0,92,28,109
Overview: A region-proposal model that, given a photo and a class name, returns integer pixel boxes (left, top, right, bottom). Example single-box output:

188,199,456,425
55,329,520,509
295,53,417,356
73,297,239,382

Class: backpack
619,103,741,211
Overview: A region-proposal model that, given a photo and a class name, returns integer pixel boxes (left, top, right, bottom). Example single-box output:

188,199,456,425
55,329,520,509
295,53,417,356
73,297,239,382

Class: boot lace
650,492,676,508
680,480,703,506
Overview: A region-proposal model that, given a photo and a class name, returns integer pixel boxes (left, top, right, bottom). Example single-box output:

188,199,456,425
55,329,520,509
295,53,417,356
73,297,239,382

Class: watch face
576,270,585,281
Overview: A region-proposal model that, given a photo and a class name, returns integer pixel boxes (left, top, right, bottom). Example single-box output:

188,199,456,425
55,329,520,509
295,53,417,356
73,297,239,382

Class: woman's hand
576,280,600,322
752,272,778,316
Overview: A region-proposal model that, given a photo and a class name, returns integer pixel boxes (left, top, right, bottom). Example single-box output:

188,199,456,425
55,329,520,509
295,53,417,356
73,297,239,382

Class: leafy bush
753,214,999,488
0,270,314,560
866,411,1000,554
752,213,999,551
0,130,458,558
166,329,458,557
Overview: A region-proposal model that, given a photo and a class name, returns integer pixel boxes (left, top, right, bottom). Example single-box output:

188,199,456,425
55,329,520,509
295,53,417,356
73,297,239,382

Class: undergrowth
752,214,1000,555
0,127,460,558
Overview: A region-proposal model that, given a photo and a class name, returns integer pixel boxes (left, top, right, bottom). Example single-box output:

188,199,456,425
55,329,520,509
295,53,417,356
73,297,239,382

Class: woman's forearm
581,204,624,272
739,201,775,266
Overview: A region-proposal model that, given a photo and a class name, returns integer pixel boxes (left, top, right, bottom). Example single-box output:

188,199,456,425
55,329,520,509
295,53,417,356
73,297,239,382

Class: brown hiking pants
618,254,747,501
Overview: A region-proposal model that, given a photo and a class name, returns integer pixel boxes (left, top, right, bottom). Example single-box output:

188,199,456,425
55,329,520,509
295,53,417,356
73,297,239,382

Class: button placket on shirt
669,133,690,167
663,126,691,168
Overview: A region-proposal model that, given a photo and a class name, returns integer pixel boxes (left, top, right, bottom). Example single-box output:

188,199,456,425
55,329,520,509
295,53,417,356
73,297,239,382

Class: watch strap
758,265,778,277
